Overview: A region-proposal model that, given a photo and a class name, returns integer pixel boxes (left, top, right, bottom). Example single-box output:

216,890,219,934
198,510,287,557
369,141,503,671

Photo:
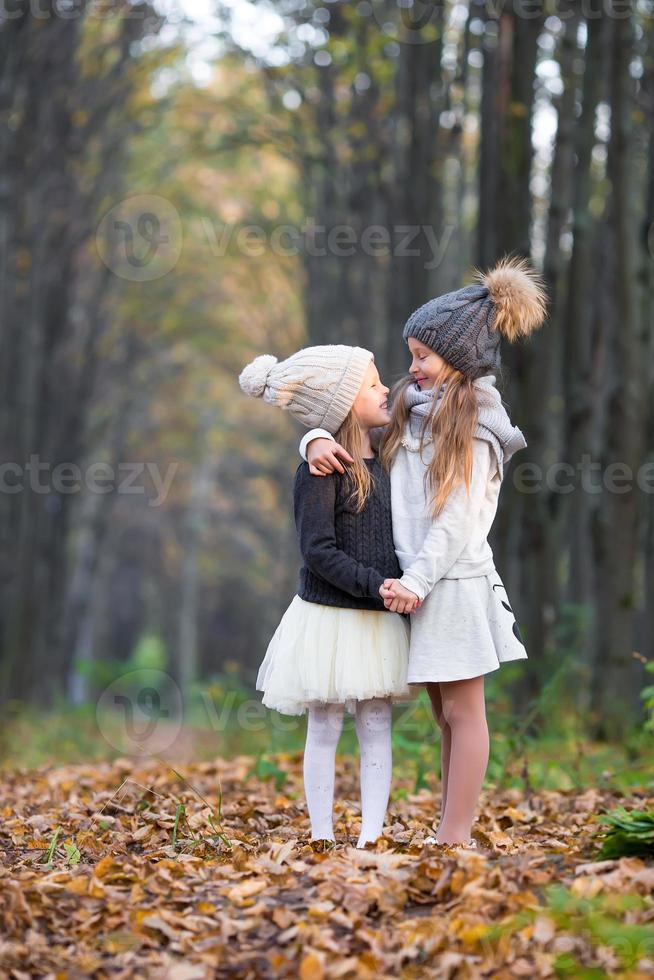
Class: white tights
302,698,393,848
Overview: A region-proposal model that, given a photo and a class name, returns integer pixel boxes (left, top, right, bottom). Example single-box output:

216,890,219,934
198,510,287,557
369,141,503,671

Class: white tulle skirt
256,595,414,716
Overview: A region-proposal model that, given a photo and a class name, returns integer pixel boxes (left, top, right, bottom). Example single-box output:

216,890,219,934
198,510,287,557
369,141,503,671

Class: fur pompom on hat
402,253,548,379
470,254,548,342
238,344,373,434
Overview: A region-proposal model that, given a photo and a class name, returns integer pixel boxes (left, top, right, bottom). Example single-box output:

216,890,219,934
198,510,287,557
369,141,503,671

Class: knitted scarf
402,374,527,479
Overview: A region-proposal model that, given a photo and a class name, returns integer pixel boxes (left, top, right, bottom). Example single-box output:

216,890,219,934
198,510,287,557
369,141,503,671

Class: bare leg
435,675,488,844
426,682,451,834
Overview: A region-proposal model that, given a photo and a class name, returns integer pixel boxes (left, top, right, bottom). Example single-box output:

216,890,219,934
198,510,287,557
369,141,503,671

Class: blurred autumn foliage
1,0,654,752
0,1,306,721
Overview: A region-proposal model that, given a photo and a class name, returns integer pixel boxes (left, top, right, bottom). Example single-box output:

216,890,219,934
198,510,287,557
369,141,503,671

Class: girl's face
407,337,448,390
352,360,391,429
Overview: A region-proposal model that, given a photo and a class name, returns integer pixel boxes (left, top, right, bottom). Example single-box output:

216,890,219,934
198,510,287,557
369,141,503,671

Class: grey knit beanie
238,344,373,434
403,255,548,379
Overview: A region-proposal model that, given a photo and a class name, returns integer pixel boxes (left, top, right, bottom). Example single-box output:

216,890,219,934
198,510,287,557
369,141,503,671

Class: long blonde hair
333,410,374,512
380,254,548,516
380,361,479,517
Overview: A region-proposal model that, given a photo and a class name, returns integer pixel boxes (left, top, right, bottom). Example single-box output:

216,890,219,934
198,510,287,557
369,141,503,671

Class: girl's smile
407,337,448,391
352,361,391,428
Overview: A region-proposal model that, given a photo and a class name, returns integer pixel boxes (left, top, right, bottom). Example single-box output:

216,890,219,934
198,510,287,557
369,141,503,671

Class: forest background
1,0,654,781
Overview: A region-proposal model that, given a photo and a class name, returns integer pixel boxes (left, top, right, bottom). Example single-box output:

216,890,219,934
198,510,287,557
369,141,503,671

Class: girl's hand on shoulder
379,579,421,614
307,439,354,476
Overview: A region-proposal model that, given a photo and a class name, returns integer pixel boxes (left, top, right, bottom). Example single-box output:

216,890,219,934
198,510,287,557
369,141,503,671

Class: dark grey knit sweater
293,457,401,611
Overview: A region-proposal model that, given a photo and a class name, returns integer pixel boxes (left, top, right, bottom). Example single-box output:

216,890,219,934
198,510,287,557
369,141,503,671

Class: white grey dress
401,568,528,684
393,377,529,683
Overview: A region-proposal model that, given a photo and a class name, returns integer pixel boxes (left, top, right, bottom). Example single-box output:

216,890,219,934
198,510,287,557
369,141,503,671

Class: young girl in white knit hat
299,255,548,850
239,345,418,848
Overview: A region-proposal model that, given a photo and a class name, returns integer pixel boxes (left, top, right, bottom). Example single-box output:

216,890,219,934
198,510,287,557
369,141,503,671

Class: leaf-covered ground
1,754,653,978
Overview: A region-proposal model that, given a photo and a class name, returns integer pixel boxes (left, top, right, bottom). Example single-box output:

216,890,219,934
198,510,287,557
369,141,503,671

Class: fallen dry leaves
0,753,653,978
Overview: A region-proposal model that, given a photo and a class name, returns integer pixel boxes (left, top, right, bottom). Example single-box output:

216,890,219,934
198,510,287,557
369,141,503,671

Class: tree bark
593,11,648,736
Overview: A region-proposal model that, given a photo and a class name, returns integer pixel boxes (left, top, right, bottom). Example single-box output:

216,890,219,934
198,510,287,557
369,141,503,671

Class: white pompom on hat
238,344,374,434
238,354,279,398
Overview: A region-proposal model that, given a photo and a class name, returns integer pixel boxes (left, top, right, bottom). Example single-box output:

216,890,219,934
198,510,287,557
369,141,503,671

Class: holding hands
379,579,422,614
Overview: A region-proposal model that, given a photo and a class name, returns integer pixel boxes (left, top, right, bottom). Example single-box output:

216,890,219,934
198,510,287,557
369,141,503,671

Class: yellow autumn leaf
571,876,604,898
196,901,216,914
299,952,324,980
93,855,120,878
227,878,268,904
66,876,90,896
458,922,492,947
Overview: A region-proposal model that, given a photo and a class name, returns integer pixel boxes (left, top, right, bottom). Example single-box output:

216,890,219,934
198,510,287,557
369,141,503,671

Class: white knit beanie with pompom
238,344,374,434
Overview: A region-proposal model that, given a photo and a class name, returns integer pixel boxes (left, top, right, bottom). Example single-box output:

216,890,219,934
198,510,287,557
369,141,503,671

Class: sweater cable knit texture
293,458,401,610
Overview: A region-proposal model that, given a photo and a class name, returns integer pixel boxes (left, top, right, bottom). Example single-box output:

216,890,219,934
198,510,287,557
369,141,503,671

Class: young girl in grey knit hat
299,255,548,850
239,344,417,848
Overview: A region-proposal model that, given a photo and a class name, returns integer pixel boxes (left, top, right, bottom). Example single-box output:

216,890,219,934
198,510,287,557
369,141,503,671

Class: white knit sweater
299,374,527,601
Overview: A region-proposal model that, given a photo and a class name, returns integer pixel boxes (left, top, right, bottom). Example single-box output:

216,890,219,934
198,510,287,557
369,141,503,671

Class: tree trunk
593,12,648,736
517,5,581,685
